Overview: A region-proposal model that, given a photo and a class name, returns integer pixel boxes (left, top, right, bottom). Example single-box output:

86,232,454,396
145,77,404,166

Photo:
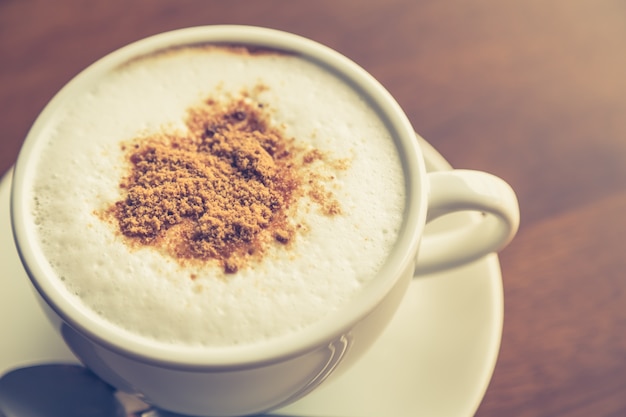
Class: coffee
27,45,406,347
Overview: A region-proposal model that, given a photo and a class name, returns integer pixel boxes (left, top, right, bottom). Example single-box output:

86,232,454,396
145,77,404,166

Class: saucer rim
0,135,503,417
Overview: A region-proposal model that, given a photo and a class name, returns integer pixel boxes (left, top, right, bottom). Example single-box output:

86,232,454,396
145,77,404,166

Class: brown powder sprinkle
106,87,349,274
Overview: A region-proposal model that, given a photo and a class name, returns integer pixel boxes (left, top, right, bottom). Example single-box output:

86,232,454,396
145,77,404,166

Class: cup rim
11,25,427,369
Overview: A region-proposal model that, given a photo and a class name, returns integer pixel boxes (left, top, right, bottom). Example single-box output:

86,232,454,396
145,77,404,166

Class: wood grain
2,1,626,416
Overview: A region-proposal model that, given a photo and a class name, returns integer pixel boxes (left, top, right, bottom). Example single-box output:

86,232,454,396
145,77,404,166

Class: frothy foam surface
27,45,406,347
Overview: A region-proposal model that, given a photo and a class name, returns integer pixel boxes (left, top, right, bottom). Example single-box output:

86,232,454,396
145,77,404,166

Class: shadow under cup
10,26,429,416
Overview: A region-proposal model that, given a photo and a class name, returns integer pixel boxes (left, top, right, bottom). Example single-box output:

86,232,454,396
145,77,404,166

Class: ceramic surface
0,138,503,417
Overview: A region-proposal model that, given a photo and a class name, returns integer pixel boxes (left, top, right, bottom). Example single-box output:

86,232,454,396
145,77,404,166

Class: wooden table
2,1,626,416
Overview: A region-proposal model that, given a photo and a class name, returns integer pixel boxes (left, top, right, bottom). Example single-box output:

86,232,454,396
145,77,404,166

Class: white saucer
0,138,503,417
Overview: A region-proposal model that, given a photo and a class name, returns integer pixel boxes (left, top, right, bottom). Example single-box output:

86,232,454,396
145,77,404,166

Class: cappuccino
26,45,406,347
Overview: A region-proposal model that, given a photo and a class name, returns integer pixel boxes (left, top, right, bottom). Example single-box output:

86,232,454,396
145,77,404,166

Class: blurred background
2,1,626,416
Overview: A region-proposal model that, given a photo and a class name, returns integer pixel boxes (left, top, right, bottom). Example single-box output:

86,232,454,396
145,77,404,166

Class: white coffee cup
11,25,519,416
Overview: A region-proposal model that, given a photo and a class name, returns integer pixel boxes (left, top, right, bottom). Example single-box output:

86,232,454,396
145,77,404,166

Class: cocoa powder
108,89,345,273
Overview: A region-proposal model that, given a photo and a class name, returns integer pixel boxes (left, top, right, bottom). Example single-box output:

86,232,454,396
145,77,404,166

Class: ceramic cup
11,26,519,417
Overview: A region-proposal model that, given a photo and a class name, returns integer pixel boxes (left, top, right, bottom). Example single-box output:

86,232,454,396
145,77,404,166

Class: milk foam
28,46,406,347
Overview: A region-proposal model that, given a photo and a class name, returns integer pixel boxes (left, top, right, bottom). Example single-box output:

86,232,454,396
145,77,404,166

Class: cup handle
414,169,520,275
